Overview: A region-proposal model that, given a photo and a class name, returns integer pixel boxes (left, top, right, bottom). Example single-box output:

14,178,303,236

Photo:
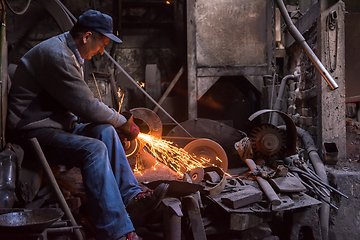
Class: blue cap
78,9,122,43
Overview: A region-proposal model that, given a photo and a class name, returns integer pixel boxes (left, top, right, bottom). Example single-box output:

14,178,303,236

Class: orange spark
137,81,145,88
137,133,211,175
152,161,160,170
117,87,125,113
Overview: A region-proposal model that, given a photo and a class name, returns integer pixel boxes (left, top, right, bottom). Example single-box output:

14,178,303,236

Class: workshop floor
53,118,360,239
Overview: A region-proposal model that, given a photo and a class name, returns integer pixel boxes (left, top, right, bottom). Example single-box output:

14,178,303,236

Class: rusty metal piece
322,142,339,165
288,205,323,240
203,166,226,198
249,123,286,160
249,109,297,158
184,138,228,172
268,177,307,193
162,198,182,240
234,137,253,162
130,107,163,139
244,159,281,206
204,171,221,183
230,213,269,231
221,186,263,209
144,180,204,198
183,195,207,240
189,167,205,184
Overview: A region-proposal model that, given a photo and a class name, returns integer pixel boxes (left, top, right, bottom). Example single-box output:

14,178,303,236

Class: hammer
245,159,281,206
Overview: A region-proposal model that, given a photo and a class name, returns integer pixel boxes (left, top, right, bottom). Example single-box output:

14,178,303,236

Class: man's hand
117,112,140,141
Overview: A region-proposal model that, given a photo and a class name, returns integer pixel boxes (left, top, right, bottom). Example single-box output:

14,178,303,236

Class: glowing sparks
137,81,145,88
137,133,211,175
133,152,144,176
153,161,160,171
166,1,170,4
117,87,125,113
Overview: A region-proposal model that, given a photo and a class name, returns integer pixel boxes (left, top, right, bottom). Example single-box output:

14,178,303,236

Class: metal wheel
184,139,228,172
249,123,286,160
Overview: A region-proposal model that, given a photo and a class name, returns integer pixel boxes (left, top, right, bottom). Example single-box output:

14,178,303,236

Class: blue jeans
7,123,142,240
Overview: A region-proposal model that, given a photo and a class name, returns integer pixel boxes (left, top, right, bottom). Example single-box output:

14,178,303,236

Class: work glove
117,111,140,141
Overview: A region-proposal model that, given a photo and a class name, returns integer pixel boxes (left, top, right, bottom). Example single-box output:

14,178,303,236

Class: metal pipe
29,138,83,240
271,74,295,125
280,126,330,240
275,0,338,90
104,51,194,138
0,0,6,149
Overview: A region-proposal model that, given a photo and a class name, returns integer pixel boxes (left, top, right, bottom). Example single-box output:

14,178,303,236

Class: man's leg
72,123,143,205
72,123,169,228
12,127,134,240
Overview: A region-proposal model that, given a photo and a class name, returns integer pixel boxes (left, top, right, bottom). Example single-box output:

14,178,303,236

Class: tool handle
29,138,84,240
245,159,281,206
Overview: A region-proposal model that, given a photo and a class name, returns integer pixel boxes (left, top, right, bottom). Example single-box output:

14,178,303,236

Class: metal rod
291,167,348,199
104,50,194,138
29,138,83,240
275,0,338,90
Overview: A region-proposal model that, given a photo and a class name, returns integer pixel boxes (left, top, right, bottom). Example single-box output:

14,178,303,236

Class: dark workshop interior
1,0,360,239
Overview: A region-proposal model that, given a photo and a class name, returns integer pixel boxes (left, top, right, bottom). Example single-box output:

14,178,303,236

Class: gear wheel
249,123,286,160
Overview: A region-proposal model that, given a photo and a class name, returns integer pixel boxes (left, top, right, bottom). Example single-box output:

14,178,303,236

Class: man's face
80,32,110,59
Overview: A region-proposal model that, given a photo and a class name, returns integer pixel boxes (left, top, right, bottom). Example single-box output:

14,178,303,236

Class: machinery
124,107,237,174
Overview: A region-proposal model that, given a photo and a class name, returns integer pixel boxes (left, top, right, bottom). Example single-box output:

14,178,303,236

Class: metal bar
0,1,6,150
104,50,194,138
153,65,184,113
183,195,207,240
275,0,338,90
163,198,182,240
29,138,83,240
291,167,348,199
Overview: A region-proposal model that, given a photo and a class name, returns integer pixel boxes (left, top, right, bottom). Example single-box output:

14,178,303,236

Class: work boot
118,231,142,240
127,183,169,227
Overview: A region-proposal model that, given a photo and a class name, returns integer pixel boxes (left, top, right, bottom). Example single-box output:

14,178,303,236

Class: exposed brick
306,117,313,126
299,116,306,125
302,108,309,117
288,98,295,106
292,113,300,124
288,105,296,115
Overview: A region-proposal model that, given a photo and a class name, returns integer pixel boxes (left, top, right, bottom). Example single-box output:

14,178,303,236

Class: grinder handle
245,159,281,206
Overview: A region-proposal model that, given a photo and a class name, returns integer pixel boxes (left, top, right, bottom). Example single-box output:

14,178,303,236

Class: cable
5,0,31,15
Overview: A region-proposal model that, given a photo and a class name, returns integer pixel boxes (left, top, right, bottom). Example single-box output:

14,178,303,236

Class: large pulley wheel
124,108,163,157
184,139,228,173
249,123,286,160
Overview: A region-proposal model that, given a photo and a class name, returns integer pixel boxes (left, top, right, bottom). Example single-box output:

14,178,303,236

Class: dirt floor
340,118,360,171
